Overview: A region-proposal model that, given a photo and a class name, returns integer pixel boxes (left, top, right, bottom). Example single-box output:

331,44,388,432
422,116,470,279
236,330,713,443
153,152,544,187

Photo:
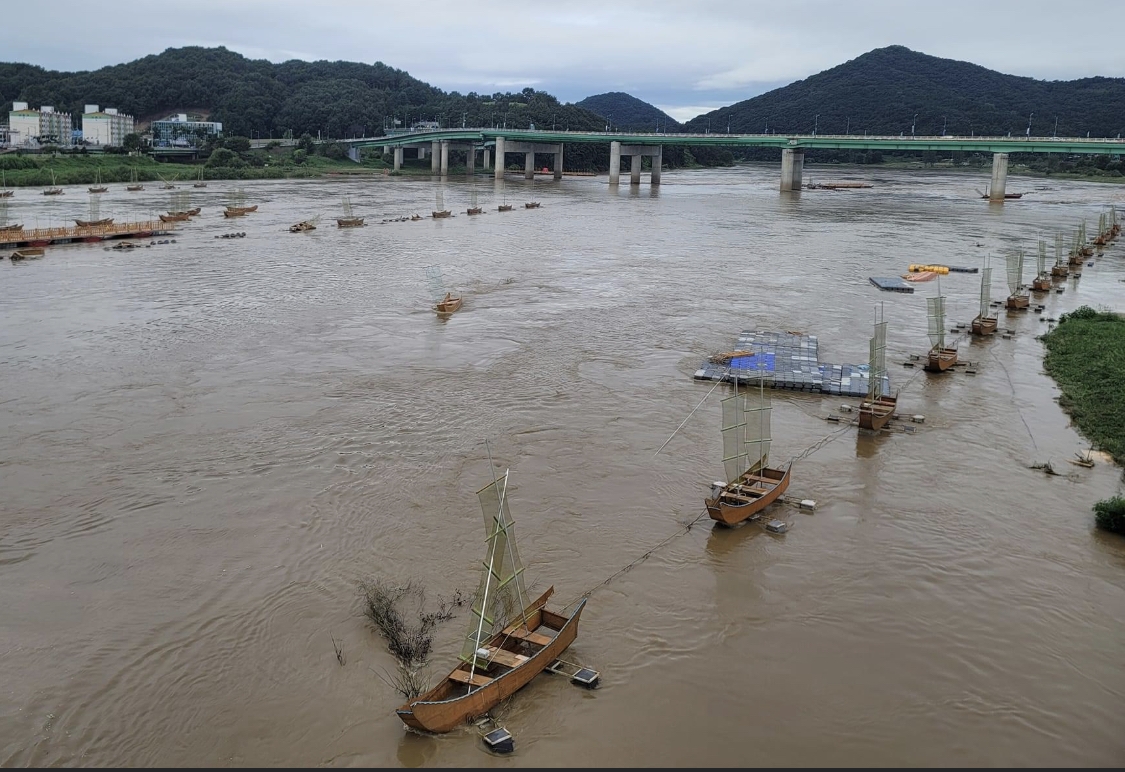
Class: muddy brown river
1,166,1123,767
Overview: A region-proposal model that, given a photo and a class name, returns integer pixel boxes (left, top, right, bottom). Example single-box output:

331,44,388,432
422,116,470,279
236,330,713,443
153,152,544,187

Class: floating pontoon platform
869,276,915,293
694,330,891,398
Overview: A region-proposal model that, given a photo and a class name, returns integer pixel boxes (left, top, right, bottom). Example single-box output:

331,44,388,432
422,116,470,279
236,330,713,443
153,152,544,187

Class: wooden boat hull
10,248,45,260
466,207,483,215
43,189,64,195
435,296,463,314
193,183,207,188
858,394,897,432
0,191,13,198
337,217,365,228
396,588,585,733
432,210,451,219
126,185,144,192
225,205,257,216
75,218,114,227
1005,294,1029,310
971,316,997,336
524,202,540,209
223,210,247,218
1051,264,1068,278
160,213,189,223
88,187,107,193
497,205,513,212
924,347,958,373
1031,277,1052,292
705,465,791,527
0,224,23,232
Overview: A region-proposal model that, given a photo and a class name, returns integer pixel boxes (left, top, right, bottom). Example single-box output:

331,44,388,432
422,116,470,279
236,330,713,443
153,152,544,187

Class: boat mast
927,279,946,353
979,254,993,319
869,303,887,401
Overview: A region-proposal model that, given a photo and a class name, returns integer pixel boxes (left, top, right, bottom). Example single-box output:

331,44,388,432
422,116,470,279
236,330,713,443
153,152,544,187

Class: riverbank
0,153,376,187
1041,306,1125,467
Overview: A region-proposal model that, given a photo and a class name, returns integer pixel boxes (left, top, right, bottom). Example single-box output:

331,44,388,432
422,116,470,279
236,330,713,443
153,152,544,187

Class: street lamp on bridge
813,114,818,136
1053,116,1058,138
1026,112,1034,138
942,116,947,136
911,113,918,138
846,117,850,135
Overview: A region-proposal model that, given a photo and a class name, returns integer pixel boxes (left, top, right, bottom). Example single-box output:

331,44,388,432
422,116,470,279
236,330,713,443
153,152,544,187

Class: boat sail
0,170,12,198
858,305,897,431
432,188,451,219
704,366,792,527
336,195,365,227
1005,249,1029,309
127,167,144,192
1032,239,1051,291
424,264,463,314
396,466,588,734
971,255,997,336
1051,233,1068,278
466,188,482,215
923,283,957,372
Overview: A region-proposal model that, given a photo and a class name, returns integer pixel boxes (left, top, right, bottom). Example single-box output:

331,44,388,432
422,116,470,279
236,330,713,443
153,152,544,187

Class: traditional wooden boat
1004,249,1030,309
193,167,207,188
396,468,588,734
432,210,452,219
410,214,423,221
971,256,997,336
435,291,463,314
1030,239,1051,292
9,247,45,261
225,205,258,215
524,202,541,209
337,195,364,227
858,305,897,432
923,289,958,372
0,223,23,232
185,207,201,216
705,370,792,527
126,184,144,192
88,168,107,193
126,167,144,192
289,220,316,233
497,204,513,212
0,171,12,197
42,187,64,196
75,217,114,227
466,207,483,215
160,212,190,222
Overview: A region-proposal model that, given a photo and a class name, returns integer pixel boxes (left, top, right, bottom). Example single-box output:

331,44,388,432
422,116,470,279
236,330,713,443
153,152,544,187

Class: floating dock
946,265,979,273
695,330,890,398
1,220,173,249
869,276,915,293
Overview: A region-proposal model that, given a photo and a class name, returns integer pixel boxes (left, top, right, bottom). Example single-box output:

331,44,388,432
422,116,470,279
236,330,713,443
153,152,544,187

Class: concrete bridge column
651,145,662,185
347,146,361,163
466,146,475,175
417,146,426,160
494,137,505,180
609,141,621,185
780,148,804,191
630,153,642,185
393,146,403,171
524,151,534,180
553,143,564,180
989,153,1009,201
483,148,491,170
440,141,449,177
431,141,440,173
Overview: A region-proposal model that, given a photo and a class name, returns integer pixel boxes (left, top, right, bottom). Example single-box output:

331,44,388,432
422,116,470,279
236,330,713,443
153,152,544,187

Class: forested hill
575,92,681,132
682,46,1125,139
0,46,607,138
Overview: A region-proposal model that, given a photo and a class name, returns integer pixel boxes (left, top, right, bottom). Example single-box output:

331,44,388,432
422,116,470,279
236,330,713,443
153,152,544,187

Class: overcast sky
5,0,1122,123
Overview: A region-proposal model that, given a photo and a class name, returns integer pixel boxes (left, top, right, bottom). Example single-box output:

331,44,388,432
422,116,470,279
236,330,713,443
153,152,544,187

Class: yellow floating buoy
908,264,950,275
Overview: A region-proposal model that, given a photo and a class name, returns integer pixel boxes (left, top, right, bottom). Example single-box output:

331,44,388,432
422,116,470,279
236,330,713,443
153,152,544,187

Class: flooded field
1,166,1124,766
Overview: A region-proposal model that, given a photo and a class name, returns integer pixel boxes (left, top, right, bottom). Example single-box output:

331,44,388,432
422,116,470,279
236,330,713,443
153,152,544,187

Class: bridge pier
483,148,491,170
393,146,403,171
617,144,661,186
466,146,475,175
630,154,642,185
440,141,449,177
989,153,1009,201
347,146,361,163
417,146,425,160
651,145,662,185
554,144,564,180
494,137,505,179
609,141,621,185
524,151,534,179
431,141,440,173
780,148,804,191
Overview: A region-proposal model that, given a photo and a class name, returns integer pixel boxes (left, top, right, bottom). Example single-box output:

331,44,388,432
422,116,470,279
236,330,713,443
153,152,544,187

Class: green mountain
575,92,680,132
0,46,607,139
682,46,1125,139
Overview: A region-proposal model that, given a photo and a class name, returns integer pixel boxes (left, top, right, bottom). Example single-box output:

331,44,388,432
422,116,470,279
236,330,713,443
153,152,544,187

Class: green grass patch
1041,306,1125,466
1093,496,1125,534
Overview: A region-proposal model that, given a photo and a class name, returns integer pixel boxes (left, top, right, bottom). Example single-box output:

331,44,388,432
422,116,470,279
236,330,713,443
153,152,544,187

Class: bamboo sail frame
721,369,771,484
979,257,993,318
868,305,887,401
1006,250,1025,296
927,292,946,351
1037,239,1048,279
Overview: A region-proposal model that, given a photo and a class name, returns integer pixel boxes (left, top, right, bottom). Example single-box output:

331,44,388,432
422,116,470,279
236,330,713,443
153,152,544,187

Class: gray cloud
4,0,1121,122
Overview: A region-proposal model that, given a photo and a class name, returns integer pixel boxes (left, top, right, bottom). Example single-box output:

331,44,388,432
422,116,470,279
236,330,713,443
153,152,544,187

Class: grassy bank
0,151,382,187
1041,306,1125,465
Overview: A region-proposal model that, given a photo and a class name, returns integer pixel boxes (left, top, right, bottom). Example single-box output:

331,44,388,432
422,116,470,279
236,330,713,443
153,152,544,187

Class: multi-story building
150,113,223,148
7,102,73,147
81,105,135,147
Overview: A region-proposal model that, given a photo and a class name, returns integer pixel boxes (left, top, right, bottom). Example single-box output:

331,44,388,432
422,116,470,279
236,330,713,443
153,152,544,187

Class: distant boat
857,304,897,432
524,201,541,208
432,209,452,218
0,223,23,233
0,170,12,198
395,466,588,734
497,204,513,212
159,212,190,222
127,168,144,192
42,170,63,195
88,168,107,193
75,193,112,227
1004,249,1029,309
923,284,958,373
1031,240,1052,292
9,247,45,261
224,188,257,217
1050,233,1069,278
193,166,207,188
980,186,1023,200
336,195,364,227
704,366,792,527
435,291,463,314
75,217,113,227
289,219,317,233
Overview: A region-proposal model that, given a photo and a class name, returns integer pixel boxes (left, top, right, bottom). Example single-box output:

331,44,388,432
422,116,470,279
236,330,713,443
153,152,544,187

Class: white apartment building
81,105,135,147
8,102,73,147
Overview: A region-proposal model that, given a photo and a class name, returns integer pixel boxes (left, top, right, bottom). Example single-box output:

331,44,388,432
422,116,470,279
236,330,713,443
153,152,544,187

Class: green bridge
343,129,1125,200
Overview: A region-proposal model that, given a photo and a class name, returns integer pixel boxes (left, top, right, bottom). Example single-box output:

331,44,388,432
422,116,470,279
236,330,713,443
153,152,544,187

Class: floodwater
1,166,1124,767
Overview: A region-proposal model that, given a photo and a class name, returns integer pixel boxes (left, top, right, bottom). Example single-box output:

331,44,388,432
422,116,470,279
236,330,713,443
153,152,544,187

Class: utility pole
942,116,947,136
846,117,850,135
1053,116,1058,137
1026,112,1033,138
813,114,818,136
911,113,917,138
